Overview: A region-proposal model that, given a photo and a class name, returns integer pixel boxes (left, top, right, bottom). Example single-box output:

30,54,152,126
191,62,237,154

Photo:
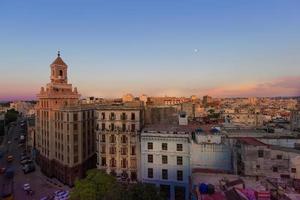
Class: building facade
96,103,143,181
140,127,191,200
35,53,96,185
191,131,232,172
291,100,300,131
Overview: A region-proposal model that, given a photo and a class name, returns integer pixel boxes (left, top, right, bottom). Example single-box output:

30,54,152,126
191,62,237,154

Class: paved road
0,118,69,200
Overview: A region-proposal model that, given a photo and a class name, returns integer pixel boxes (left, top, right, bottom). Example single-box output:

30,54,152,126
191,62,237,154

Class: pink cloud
201,76,300,97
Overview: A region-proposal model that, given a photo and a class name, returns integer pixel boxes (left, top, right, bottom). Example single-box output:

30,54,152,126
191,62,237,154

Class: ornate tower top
50,51,68,84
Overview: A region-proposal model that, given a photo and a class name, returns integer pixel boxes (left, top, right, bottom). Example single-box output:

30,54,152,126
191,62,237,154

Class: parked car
6,155,14,162
20,156,29,161
20,159,33,166
0,167,6,174
23,164,35,174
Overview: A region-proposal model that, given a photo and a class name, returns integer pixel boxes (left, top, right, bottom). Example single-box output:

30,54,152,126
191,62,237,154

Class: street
0,118,69,200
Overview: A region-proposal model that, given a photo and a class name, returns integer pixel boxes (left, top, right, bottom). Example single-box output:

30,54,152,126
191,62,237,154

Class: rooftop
237,137,269,146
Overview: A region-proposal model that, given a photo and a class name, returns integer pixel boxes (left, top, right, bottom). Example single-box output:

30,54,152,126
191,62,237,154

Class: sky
0,0,300,101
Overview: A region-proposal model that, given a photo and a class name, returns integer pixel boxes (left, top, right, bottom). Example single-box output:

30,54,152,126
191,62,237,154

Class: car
23,183,30,191
6,155,14,162
21,155,30,160
0,167,6,174
7,141,11,145
20,159,33,166
23,164,35,174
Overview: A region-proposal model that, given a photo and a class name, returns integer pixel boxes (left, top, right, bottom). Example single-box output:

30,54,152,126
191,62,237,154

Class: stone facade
96,103,143,181
35,53,96,186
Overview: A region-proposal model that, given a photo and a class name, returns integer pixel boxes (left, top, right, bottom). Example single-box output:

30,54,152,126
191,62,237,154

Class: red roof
237,137,268,146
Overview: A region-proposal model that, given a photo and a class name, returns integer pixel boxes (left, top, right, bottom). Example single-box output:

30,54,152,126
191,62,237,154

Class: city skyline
1,0,300,101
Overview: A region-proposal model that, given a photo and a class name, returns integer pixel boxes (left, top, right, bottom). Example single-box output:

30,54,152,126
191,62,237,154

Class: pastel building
35,52,96,185
140,125,191,200
96,102,143,181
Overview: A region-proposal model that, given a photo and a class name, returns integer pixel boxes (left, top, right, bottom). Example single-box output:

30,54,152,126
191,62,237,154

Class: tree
70,170,164,200
5,109,19,125
127,183,164,200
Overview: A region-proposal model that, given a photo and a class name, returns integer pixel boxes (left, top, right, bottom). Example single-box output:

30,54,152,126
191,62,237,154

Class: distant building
35,52,96,185
122,93,134,102
140,125,191,200
291,99,300,131
10,101,35,116
96,103,143,181
202,95,212,106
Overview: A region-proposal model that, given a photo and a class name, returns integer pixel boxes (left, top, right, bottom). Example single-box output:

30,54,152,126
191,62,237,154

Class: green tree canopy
5,109,19,125
70,169,163,200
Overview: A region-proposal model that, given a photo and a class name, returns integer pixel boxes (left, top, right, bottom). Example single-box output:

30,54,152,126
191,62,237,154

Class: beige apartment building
96,102,143,181
35,52,96,185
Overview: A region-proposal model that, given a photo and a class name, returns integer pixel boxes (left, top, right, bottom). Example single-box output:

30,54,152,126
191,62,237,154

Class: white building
191,130,232,172
140,125,191,200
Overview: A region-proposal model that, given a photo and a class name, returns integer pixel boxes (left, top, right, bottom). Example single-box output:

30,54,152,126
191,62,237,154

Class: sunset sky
0,0,300,101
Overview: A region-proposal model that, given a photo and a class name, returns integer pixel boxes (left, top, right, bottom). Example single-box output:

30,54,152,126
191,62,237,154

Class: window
121,158,127,168
177,156,183,165
110,123,115,131
148,154,153,163
162,155,168,164
277,155,282,159
177,144,183,151
291,168,297,173
101,112,105,120
109,146,116,154
101,134,105,142
73,123,78,131
110,158,116,167
73,113,78,121
131,124,136,132
148,142,153,150
101,145,106,153
110,112,115,120
110,135,116,143
177,170,183,181
148,168,153,178
131,113,135,120
59,70,63,76
162,143,168,151
121,135,127,144
121,147,127,155
131,146,136,155
101,157,106,166
122,123,126,131
273,167,278,172
101,123,105,131
162,169,168,180
258,150,264,158
256,165,260,169
121,113,126,120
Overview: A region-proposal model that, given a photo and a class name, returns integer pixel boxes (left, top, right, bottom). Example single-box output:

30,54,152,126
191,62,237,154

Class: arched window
59,70,63,76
